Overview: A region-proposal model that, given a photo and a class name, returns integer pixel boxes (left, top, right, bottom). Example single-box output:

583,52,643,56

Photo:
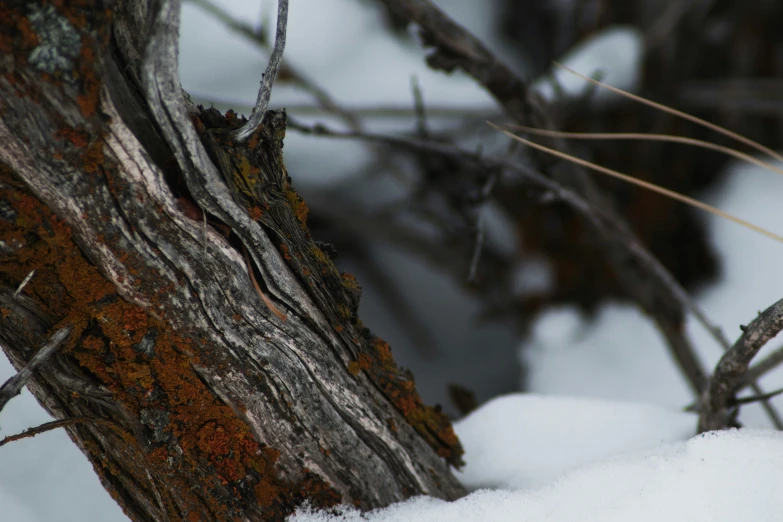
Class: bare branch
699,298,783,432
233,0,289,142
0,416,109,448
379,0,535,125
467,216,484,283
375,0,714,399
0,325,72,416
187,0,362,130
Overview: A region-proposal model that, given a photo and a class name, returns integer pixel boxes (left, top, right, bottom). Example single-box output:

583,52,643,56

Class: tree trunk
0,1,465,520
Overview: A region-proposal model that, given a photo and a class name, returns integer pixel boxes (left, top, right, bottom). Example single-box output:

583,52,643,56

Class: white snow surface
292,426,783,522
452,393,696,491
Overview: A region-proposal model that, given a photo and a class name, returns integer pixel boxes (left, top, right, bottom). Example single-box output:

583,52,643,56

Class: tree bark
0,1,465,520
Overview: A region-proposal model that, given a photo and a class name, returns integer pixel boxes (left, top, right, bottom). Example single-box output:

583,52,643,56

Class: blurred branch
740,343,783,390
289,119,702,384
374,1,783,430
377,0,536,126
375,0,719,398
679,80,783,116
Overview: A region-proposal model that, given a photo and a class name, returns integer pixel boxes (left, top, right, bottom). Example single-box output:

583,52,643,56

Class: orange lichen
0,160,344,515
353,333,464,467
80,139,104,174
357,353,372,371
284,187,309,227
371,338,394,365
55,126,90,148
340,272,359,290
248,205,264,221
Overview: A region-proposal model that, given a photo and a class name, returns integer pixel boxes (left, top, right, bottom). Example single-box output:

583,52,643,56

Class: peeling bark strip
0,1,465,520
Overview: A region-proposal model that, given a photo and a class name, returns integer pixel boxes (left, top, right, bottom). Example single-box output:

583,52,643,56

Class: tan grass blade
500,124,783,178
553,62,783,165
488,121,783,244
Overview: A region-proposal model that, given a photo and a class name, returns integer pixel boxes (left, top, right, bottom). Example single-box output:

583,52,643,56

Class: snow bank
292,428,783,522
453,393,696,490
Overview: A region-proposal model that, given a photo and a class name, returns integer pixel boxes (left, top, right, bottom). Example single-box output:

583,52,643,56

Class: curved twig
233,0,289,142
699,298,783,432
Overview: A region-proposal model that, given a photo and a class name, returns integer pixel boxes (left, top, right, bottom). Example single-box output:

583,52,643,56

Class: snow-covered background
3,1,783,521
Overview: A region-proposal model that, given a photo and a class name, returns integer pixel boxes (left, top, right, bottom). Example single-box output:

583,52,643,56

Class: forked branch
699,298,783,432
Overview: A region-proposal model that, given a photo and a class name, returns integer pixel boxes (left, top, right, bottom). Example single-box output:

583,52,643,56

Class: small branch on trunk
0,325,73,416
233,0,289,142
0,416,110,448
188,0,361,130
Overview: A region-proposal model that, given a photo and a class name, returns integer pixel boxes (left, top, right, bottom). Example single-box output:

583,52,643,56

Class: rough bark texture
0,1,465,520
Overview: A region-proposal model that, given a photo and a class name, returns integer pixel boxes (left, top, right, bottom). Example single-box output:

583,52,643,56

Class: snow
3,0,783,520
533,26,644,103
452,394,696,491
292,427,783,522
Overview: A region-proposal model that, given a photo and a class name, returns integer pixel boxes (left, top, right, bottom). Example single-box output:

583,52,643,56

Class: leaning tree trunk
0,1,465,520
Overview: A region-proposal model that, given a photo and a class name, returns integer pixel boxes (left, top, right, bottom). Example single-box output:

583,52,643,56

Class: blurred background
2,1,783,520
177,0,783,416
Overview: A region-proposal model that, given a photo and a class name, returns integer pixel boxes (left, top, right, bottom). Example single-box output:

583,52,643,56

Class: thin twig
492,123,783,245
731,385,783,406
467,216,484,283
188,0,362,130
233,0,289,142
699,298,783,432
188,94,495,120
0,416,112,448
500,124,783,178
12,269,35,298
553,62,783,165
0,325,73,415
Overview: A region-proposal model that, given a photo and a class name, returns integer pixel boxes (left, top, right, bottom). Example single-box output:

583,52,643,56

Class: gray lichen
27,4,81,76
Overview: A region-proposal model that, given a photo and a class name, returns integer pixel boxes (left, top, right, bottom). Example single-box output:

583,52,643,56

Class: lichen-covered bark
0,1,465,520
